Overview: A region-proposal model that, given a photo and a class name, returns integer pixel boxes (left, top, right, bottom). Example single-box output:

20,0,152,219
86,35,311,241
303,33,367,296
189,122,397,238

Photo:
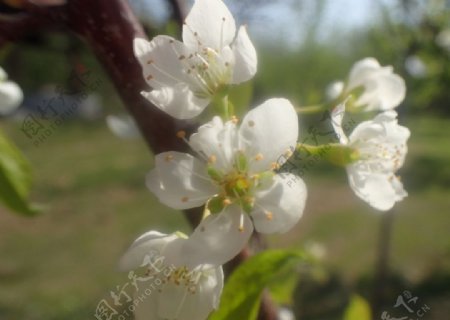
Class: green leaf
343,295,372,320
0,129,38,216
210,250,307,320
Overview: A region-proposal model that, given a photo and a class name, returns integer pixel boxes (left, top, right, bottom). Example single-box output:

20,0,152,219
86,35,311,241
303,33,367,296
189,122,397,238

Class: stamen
165,154,174,162
208,155,217,164
231,115,239,124
177,130,186,139
270,162,280,170
255,153,264,161
265,211,273,221
223,198,232,206
238,212,244,233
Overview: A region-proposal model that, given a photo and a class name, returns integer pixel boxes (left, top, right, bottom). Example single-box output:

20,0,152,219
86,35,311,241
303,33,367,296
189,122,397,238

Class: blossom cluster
119,0,411,319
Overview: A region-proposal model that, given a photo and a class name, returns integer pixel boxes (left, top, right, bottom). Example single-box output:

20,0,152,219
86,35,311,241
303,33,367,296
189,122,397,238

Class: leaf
0,129,39,216
210,250,307,320
343,295,372,320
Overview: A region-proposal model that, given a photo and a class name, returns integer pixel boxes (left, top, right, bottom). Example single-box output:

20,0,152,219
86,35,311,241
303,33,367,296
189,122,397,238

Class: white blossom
147,98,307,265
134,0,257,119
331,102,410,211
0,67,23,115
332,58,406,112
119,231,223,320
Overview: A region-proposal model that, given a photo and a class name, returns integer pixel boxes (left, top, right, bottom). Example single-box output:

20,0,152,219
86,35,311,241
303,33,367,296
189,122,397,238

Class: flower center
185,48,232,99
223,172,250,197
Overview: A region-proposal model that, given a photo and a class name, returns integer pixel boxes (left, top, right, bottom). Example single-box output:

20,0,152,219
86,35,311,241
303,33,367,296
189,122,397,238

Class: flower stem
295,104,326,114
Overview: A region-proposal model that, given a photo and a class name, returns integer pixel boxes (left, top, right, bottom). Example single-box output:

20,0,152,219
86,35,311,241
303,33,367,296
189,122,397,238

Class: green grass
0,115,449,319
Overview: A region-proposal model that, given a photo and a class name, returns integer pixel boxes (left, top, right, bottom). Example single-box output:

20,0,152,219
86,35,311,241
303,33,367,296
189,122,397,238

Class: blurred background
0,0,449,319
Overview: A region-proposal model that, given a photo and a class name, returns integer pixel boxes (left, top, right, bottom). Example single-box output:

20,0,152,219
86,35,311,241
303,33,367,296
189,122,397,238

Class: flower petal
133,281,160,320
189,116,239,172
252,174,307,233
347,168,407,211
231,26,257,84
158,265,224,320
119,231,177,271
0,81,23,115
347,57,405,111
330,102,349,145
182,206,253,267
146,152,218,210
239,98,299,173
356,70,406,111
142,84,210,119
182,0,236,51
106,114,140,140
134,36,190,89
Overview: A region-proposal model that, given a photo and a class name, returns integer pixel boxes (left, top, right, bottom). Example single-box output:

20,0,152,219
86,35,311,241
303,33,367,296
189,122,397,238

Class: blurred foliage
210,250,307,320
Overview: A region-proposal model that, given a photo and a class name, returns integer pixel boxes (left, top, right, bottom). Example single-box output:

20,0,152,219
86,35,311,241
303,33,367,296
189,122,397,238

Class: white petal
182,0,236,51
146,152,218,210
347,168,406,211
239,98,299,173
134,36,190,89
0,81,23,115
189,116,239,172
252,174,307,233
325,81,344,101
134,281,161,320
330,102,349,145
182,206,253,267
158,266,224,320
356,70,406,111
119,231,176,271
106,114,140,139
347,57,381,89
142,84,210,119
347,57,405,111
231,26,257,84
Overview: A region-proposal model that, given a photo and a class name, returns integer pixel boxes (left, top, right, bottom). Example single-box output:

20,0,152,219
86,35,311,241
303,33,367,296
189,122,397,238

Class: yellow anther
255,153,264,161
223,198,232,206
265,211,273,221
181,196,189,203
238,225,244,233
165,154,174,162
270,162,280,170
208,155,217,164
231,115,239,124
176,130,186,139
